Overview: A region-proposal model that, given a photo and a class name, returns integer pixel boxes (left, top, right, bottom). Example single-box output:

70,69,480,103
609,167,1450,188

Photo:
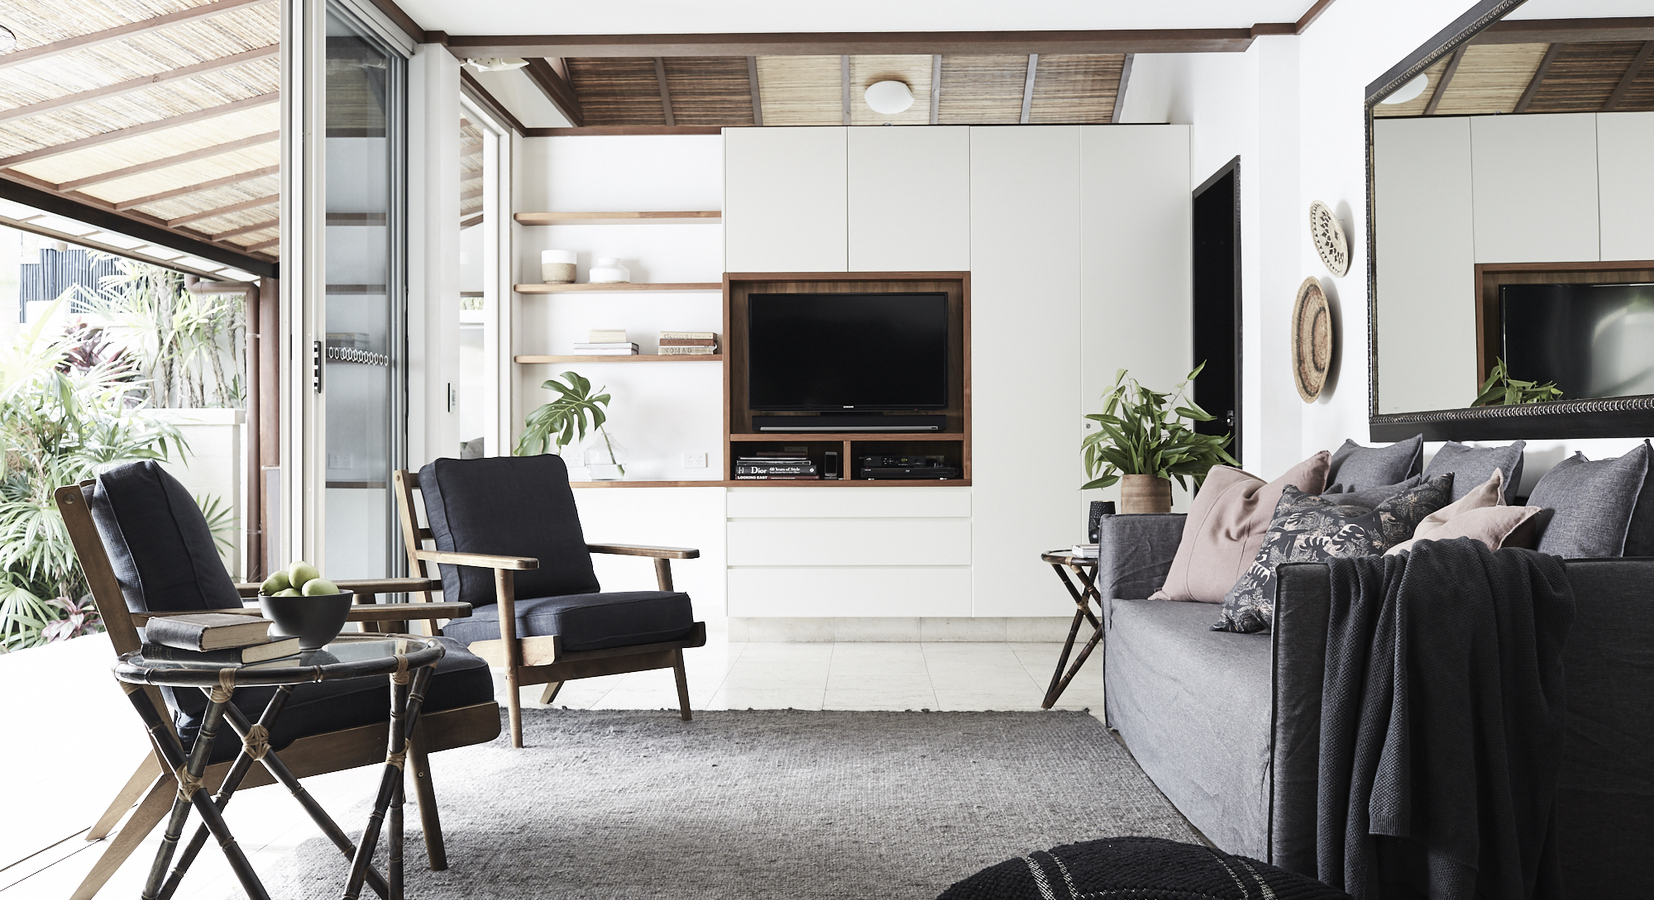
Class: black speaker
823,450,840,480
1088,501,1116,542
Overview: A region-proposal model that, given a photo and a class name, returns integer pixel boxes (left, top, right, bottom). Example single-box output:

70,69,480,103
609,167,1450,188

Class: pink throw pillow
1386,505,1547,555
1151,451,1331,603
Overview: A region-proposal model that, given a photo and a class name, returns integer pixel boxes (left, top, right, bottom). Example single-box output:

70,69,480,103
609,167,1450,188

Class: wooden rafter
210,217,280,241
1424,46,1466,115
748,56,763,125
0,0,273,70
244,236,281,252
1514,43,1561,113
115,165,280,211
59,132,279,192
653,57,676,126
1477,17,1654,45
522,58,584,126
0,46,279,126
168,194,278,227
1019,54,1039,123
1111,54,1134,123
929,54,942,124
0,94,279,168
1605,41,1654,110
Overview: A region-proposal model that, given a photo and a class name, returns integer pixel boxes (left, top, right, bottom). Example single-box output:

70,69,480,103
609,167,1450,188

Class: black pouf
938,836,1351,900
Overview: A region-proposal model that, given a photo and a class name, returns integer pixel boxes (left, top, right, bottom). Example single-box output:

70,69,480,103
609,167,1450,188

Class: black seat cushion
89,460,243,615
419,455,600,607
937,836,1351,900
172,637,497,763
442,590,695,652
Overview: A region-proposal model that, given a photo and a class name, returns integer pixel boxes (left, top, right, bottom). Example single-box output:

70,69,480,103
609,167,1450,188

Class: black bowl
258,591,353,650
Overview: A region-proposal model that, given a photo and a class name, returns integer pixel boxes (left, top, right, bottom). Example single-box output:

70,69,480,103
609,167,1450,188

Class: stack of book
735,455,820,480
143,612,302,665
659,331,718,356
575,329,638,356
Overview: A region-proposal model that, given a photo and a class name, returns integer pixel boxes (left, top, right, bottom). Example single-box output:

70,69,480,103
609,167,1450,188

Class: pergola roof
0,0,279,277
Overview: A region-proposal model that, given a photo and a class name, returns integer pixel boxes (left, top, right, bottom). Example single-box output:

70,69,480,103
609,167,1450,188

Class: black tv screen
1501,282,1654,400
747,292,948,410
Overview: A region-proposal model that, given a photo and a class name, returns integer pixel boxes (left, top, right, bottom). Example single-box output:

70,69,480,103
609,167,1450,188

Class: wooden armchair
394,454,706,748
56,462,500,900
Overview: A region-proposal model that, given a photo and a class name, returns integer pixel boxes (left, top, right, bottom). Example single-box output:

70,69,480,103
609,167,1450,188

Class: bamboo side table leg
344,665,435,900
1040,559,1105,709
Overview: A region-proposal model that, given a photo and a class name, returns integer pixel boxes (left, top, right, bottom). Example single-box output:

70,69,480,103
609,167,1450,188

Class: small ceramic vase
589,257,631,284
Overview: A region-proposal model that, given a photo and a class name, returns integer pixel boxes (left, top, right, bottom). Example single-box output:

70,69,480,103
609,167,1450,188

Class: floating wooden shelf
514,211,721,225
514,354,723,364
514,282,722,293
569,480,727,488
734,432,966,442
568,479,970,488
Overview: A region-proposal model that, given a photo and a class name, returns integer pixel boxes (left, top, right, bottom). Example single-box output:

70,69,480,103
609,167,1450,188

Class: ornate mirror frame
1364,0,1654,441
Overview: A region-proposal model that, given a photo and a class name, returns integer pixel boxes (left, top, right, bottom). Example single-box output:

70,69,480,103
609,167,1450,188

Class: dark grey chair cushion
1528,443,1649,558
1423,440,1525,504
442,590,695,652
419,455,600,607
1324,435,1423,492
1620,440,1654,557
89,460,242,615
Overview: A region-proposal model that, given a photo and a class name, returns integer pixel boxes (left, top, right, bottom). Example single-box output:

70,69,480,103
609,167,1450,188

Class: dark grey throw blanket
1317,539,1573,900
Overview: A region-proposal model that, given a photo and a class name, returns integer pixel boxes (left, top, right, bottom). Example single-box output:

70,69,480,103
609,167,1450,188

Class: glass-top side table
114,633,447,900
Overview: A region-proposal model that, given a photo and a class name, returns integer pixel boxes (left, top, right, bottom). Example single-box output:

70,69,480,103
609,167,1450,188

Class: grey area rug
259,709,1200,900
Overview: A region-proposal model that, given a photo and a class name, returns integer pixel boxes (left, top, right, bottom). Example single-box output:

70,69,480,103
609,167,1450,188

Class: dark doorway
1192,158,1242,466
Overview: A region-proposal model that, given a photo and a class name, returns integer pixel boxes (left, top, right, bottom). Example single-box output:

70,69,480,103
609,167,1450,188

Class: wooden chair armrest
414,549,539,570
586,543,701,560
133,602,471,628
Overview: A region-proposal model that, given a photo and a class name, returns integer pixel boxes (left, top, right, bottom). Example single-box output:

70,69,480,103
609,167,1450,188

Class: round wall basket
1309,201,1349,277
1292,277,1333,403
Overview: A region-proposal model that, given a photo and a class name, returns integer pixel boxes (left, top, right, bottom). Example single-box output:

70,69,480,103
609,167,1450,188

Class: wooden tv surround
723,272,971,486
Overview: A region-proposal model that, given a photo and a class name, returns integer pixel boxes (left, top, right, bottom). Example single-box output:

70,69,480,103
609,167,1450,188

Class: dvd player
862,465,961,480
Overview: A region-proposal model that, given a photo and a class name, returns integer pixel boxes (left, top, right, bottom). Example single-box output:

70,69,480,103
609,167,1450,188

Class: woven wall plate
1309,201,1350,277
1292,277,1333,403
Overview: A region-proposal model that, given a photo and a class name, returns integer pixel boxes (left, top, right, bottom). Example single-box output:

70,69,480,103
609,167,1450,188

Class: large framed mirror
1367,0,1654,441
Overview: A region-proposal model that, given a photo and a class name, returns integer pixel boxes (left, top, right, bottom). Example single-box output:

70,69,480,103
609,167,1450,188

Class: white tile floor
1,637,1107,900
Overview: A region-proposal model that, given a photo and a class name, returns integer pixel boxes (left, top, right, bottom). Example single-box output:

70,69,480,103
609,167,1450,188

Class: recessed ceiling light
1381,73,1429,105
865,80,914,116
0,25,17,54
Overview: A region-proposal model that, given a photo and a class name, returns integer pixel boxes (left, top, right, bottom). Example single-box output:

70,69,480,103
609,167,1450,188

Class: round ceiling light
864,80,914,116
1380,73,1429,105
0,25,16,54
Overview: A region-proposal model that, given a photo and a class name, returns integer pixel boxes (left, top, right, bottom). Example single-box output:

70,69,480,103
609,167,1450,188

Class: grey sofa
1092,513,1654,895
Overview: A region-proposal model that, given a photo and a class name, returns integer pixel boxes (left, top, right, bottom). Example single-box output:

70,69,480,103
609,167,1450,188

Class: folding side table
1040,551,1103,709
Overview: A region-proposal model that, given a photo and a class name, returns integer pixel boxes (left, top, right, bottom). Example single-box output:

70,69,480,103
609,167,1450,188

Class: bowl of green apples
258,561,352,650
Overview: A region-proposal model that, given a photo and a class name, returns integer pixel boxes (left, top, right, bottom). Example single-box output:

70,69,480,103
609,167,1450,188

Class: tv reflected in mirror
1502,282,1654,402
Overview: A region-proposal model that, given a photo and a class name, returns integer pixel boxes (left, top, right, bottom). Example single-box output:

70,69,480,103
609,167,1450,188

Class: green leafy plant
514,371,623,474
1081,363,1237,491
1473,357,1563,407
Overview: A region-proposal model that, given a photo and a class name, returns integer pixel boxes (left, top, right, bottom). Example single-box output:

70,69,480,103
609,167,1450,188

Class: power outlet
682,452,707,469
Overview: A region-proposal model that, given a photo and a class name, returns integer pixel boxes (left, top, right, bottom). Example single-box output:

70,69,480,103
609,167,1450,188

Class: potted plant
1472,357,1562,407
1081,363,1236,514
514,371,625,478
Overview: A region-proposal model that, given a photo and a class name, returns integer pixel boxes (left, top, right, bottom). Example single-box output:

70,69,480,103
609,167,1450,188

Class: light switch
683,452,707,469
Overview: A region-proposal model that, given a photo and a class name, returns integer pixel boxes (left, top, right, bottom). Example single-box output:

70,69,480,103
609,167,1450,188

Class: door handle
313,340,323,394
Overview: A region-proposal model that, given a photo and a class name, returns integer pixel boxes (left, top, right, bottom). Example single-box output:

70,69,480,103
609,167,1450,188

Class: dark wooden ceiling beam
443,28,1269,58
0,94,279,169
522,58,585,126
59,131,279,192
115,164,280,211
460,70,526,134
653,57,676,126
168,194,278,227
522,125,722,136
748,56,763,126
0,46,279,125
1475,17,1654,45
1605,41,1654,110
1514,43,1561,113
1423,45,1466,115
0,0,272,70
1295,0,1339,34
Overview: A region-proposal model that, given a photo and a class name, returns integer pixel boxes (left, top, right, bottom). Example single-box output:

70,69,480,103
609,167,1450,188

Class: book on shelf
735,474,822,480
736,456,811,464
570,348,638,356
141,636,303,665
659,331,717,340
735,465,818,476
589,329,628,343
658,338,717,347
573,342,639,351
658,346,717,356
144,612,272,651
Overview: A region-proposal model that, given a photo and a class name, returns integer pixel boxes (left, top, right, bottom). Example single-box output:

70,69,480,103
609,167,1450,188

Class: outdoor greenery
514,371,623,474
1081,363,1237,492
1473,357,1563,407
81,259,247,409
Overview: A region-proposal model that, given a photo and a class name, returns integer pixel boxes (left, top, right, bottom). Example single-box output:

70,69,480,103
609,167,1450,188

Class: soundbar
754,414,947,433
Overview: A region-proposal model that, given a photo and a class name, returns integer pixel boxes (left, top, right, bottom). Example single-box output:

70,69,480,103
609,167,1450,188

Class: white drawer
726,518,971,566
726,487,970,519
728,566,972,617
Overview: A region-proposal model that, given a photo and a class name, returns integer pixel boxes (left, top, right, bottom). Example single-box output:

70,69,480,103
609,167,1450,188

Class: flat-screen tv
1501,281,1654,400
747,292,948,410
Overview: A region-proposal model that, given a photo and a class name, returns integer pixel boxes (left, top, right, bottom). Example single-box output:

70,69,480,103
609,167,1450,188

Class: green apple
260,571,290,595
287,561,321,589
275,587,303,597
301,577,339,597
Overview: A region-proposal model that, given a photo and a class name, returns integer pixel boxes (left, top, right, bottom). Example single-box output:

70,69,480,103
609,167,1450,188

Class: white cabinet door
1373,117,1478,415
1597,111,1654,262
968,126,1081,618
724,126,848,272
1470,113,1600,264
848,126,971,271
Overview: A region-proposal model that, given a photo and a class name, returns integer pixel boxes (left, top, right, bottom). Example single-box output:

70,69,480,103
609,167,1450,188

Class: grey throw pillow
1423,440,1526,504
1528,443,1650,558
1324,435,1424,492
1213,474,1454,634
1622,440,1654,557
1319,474,1425,508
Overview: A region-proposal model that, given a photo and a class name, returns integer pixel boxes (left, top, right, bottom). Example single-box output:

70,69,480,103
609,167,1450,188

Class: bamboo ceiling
1374,33,1654,119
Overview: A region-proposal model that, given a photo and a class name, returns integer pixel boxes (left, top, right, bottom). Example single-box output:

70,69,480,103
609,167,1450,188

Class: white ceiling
396,0,1320,36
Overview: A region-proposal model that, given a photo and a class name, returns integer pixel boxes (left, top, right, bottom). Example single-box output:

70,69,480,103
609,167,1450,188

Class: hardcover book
144,613,272,651
140,636,303,664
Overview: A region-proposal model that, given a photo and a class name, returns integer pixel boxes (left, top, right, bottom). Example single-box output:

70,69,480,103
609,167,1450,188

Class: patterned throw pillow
1213,473,1454,633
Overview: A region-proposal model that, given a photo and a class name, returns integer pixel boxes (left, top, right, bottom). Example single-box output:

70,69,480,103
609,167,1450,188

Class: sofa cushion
1423,440,1526,504
1528,443,1649,558
1387,506,1548,556
419,455,600,607
1214,474,1453,634
1324,435,1423,493
1152,452,1330,604
88,460,243,615
1616,441,1654,557
1103,597,1274,859
442,590,695,652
